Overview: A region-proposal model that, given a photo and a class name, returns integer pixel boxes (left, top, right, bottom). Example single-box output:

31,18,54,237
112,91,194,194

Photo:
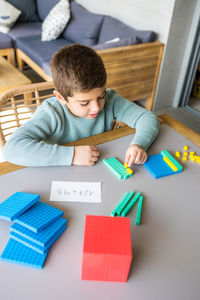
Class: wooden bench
0,48,15,65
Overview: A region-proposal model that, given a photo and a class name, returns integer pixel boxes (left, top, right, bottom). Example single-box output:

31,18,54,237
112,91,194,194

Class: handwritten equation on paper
50,181,101,203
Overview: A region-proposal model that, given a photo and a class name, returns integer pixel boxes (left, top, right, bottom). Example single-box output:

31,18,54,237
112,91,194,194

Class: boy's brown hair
50,44,107,99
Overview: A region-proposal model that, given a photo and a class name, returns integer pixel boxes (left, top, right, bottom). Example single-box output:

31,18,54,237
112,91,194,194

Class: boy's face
56,87,106,119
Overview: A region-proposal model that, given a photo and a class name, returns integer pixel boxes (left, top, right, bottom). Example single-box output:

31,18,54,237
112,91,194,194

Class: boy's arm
112,90,160,151
3,104,74,167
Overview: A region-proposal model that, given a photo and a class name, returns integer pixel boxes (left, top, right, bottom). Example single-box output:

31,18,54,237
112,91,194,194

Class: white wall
76,0,175,43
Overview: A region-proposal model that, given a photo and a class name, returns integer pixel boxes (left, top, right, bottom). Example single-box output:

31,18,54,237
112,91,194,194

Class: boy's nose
90,100,100,113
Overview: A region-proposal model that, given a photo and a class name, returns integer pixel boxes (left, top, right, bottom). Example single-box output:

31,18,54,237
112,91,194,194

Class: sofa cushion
36,0,60,21
41,0,70,41
15,35,71,67
98,15,156,44
0,32,13,48
62,2,104,46
42,60,52,77
0,0,22,34
7,0,39,22
8,22,42,46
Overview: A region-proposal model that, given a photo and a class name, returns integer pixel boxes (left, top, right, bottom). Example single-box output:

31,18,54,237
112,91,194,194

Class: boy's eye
99,92,106,100
80,102,89,106
79,92,106,106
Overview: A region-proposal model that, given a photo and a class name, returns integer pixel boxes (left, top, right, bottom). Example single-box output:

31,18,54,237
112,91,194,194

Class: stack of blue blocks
0,192,67,269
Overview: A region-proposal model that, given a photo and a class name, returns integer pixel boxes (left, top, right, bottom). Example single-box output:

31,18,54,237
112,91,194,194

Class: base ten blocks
0,193,66,268
144,150,183,179
103,157,133,179
82,215,132,282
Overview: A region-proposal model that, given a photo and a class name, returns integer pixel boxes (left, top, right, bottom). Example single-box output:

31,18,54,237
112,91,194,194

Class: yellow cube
126,168,133,175
175,151,180,158
183,157,187,161
183,152,188,156
190,152,195,157
124,163,129,168
184,146,188,150
196,158,200,164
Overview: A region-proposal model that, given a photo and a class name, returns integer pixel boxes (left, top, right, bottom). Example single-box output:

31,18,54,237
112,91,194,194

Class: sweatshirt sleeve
110,90,160,151
3,101,74,167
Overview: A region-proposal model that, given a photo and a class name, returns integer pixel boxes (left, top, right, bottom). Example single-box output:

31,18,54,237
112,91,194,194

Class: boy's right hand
72,145,100,166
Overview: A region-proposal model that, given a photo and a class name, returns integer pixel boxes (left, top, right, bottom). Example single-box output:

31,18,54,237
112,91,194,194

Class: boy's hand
125,144,147,166
72,145,100,166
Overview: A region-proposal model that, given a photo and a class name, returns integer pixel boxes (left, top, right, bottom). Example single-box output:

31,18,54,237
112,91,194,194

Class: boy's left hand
125,144,147,166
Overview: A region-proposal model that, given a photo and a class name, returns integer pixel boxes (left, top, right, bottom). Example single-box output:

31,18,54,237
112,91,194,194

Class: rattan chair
0,81,55,150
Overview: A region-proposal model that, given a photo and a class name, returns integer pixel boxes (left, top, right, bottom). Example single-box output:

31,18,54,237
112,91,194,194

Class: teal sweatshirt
3,89,159,166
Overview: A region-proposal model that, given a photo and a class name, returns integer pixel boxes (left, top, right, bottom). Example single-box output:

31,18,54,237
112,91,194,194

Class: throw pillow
0,0,21,33
41,0,70,42
62,2,104,46
36,0,60,21
6,0,39,22
98,15,156,44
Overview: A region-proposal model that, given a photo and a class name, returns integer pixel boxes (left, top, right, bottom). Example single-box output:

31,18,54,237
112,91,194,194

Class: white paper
50,181,101,203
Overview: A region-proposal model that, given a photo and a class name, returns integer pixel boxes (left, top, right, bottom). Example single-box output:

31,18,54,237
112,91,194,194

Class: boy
3,44,159,167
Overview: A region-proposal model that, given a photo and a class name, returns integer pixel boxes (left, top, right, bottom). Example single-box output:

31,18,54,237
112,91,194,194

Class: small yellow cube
124,163,129,168
190,156,195,161
196,158,200,164
175,151,180,158
126,168,133,175
190,152,195,157
183,157,187,161
183,152,188,156
184,146,188,150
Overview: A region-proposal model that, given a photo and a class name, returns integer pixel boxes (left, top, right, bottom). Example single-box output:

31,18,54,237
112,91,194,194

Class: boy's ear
54,90,67,105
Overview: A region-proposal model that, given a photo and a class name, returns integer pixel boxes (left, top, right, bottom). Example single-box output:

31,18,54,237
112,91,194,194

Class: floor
23,66,45,84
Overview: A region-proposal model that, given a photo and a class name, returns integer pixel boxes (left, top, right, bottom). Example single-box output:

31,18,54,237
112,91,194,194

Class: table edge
0,114,199,176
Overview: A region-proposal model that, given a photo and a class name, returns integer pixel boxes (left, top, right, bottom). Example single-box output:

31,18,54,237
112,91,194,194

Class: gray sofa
0,0,156,75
